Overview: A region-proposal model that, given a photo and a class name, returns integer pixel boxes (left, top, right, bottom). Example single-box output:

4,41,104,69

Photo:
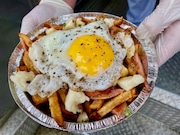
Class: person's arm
136,0,180,66
20,0,77,34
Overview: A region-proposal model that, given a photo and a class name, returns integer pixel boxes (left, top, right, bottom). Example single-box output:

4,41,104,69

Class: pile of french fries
17,15,150,127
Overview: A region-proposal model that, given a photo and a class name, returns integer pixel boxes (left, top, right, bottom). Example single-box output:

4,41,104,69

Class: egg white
27,21,127,97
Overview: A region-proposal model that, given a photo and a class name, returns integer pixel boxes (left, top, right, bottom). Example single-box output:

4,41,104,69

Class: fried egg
27,21,126,97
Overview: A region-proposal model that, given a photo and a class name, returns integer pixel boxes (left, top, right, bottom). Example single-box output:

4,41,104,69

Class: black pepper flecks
76,30,81,32
70,58,73,62
96,38,100,42
26,80,31,84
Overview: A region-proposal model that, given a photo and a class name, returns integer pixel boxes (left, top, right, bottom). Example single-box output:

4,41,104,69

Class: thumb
20,5,49,34
155,20,180,66
136,0,180,39
20,9,38,34
20,1,73,34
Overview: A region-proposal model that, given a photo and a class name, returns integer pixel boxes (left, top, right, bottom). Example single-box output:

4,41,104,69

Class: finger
20,15,37,34
20,3,73,34
20,6,41,34
136,0,180,39
155,20,180,66
20,4,57,34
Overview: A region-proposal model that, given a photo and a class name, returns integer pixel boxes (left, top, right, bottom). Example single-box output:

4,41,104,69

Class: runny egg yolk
68,35,114,76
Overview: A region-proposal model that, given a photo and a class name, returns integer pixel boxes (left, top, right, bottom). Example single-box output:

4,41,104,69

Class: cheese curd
10,71,35,91
65,89,89,114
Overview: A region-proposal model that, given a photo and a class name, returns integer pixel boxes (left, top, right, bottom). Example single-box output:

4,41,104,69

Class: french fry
95,14,105,21
109,25,124,37
49,24,63,30
43,22,63,30
126,45,135,59
23,51,38,74
48,92,64,126
58,90,78,121
84,101,92,115
127,88,137,102
97,89,133,118
111,102,127,116
16,65,28,72
79,17,91,25
20,39,28,51
114,17,123,26
89,99,104,110
32,94,48,105
58,88,68,104
19,33,32,48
